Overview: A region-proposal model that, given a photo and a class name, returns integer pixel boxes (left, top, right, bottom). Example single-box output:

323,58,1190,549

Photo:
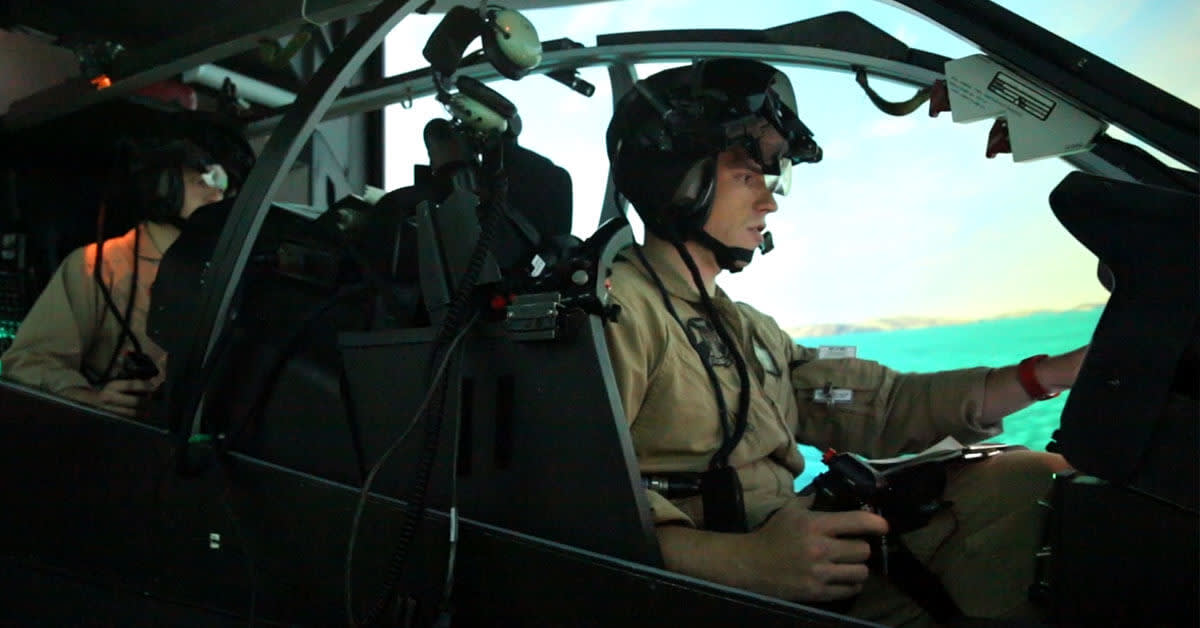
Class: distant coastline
786,303,1104,339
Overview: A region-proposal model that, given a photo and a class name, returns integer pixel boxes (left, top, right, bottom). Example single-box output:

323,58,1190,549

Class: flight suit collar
625,242,730,306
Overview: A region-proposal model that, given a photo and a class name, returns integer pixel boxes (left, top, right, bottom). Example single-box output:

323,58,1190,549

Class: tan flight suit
0,224,168,400
604,243,1066,626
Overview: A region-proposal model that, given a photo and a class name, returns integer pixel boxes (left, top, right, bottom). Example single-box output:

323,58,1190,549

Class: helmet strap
689,227,754,274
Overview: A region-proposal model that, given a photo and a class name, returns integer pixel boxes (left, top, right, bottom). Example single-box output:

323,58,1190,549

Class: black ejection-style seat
334,139,663,566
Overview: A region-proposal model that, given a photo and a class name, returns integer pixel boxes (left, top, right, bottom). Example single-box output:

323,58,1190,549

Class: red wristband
1017,354,1059,401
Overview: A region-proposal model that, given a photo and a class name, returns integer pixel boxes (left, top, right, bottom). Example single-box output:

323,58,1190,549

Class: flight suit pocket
751,338,788,399
791,358,895,451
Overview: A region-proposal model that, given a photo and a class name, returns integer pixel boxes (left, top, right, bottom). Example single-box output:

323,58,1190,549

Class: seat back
151,137,660,563
1050,172,1199,510
337,140,660,562
368,140,574,283
338,216,662,565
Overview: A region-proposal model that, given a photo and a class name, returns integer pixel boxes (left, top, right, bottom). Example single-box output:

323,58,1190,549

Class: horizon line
786,302,1106,338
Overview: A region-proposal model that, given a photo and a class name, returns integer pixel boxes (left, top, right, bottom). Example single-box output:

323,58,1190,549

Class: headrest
370,142,573,279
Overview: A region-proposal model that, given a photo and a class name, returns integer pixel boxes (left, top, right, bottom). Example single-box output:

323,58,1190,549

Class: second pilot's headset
606,59,824,271
422,4,542,135
116,116,254,227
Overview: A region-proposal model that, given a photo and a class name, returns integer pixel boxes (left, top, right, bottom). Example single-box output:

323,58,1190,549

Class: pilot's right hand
97,378,157,416
63,379,157,417
747,497,889,602
656,494,890,604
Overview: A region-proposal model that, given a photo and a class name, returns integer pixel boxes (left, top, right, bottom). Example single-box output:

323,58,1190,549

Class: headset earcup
482,27,524,80
670,157,716,227
446,94,510,134
167,168,183,219
615,148,715,240
481,7,541,80
144,168,183,222
455,75,517,119
672,158,713,209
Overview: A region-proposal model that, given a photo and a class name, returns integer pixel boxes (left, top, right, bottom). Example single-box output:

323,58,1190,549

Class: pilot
0,137,233,417
602,58,1088,626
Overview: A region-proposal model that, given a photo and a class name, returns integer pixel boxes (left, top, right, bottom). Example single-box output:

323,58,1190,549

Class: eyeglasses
729,124,793,196
200,164,229,193
764,159,792,196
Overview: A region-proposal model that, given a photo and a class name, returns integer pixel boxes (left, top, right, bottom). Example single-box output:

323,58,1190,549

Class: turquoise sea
791,306,1104,489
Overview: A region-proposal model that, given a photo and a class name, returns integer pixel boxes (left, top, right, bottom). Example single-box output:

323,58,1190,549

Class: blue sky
381,0,1198,329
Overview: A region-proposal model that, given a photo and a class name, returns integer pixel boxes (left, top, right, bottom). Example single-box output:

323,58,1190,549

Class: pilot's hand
748,497,889,602
93,378,157,417
1038,344,1089,391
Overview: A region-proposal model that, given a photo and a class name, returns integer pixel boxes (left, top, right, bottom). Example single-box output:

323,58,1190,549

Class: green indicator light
0,320,19,375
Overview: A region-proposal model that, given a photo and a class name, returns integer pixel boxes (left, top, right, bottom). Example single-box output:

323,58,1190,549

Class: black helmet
607,59,821,263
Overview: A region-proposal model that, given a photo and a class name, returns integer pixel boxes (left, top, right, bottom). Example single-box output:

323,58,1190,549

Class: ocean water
791,307,1104,489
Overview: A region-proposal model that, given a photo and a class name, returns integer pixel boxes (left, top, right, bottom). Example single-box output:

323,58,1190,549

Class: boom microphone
759,231,774,255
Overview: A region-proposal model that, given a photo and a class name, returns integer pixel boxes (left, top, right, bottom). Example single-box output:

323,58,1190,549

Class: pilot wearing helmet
603,58,1088,626
0,134,241,418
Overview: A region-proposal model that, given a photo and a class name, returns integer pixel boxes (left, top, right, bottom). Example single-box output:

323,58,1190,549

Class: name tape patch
818,345,857,359
813,388,854,404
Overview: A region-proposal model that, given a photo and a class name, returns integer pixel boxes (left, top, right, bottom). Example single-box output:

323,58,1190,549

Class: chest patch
753,340,781,376
685,317,733,367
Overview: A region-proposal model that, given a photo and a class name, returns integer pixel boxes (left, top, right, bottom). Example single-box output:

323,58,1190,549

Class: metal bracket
505,291,561,341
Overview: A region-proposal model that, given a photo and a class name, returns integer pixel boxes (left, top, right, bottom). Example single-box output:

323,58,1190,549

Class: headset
122,139,216,225
606,58,823,259
115,115,253,226
422,4,542,136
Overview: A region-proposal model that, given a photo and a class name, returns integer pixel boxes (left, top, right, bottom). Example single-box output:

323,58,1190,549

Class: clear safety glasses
200,163,229,193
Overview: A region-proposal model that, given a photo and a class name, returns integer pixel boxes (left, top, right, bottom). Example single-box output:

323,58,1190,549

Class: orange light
90,75,113,89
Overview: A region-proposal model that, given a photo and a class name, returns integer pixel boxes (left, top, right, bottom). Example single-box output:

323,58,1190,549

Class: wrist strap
1018,354,1059,401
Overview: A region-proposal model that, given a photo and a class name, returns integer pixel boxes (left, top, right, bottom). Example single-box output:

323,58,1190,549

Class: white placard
818,345,857,359
813,388,854,404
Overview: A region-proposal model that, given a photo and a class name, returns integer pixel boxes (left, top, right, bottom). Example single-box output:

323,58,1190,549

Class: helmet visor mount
702,59,820,197
724,118,794,196
766,159,792,196
606,58,823,255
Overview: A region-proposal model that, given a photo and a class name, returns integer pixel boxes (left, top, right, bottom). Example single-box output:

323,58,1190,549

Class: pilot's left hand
1036,345,1089,395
